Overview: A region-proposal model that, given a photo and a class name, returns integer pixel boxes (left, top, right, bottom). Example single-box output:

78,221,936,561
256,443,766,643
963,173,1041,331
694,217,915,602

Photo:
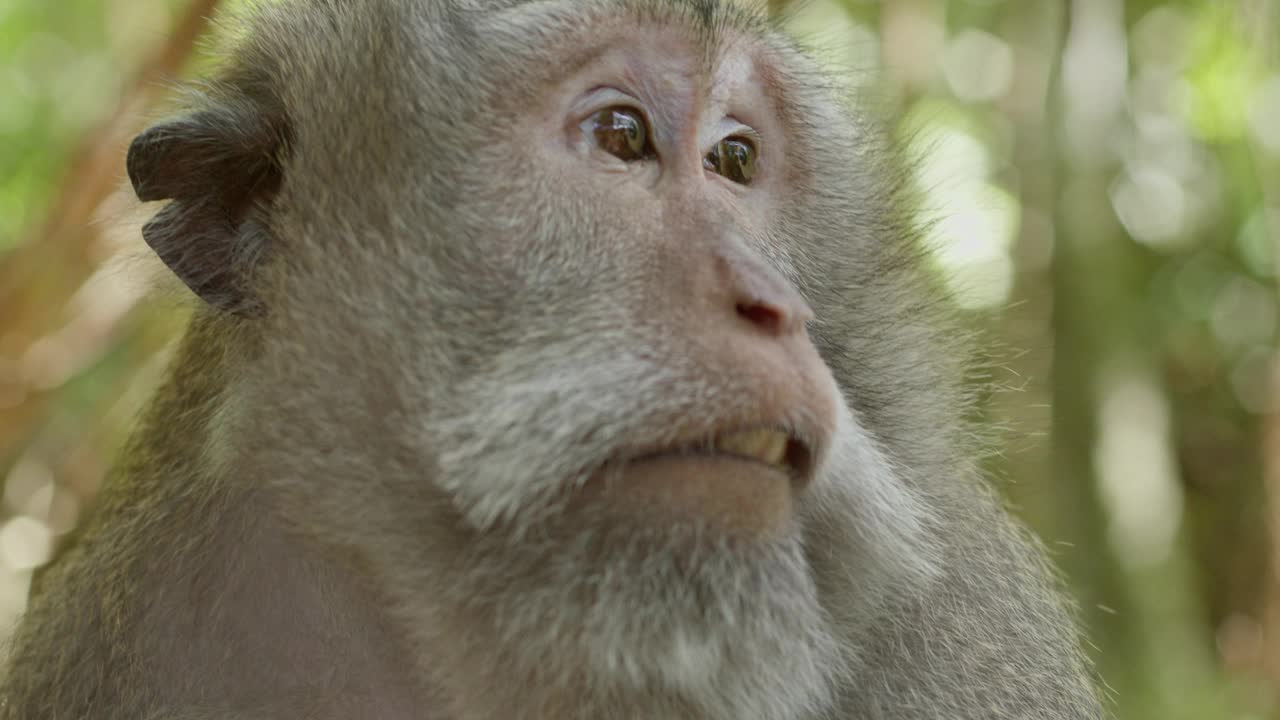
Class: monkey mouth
630,428,816,486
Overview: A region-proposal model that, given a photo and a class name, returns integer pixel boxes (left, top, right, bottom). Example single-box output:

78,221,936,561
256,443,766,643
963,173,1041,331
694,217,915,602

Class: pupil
729,143,746,180
706,139,755,185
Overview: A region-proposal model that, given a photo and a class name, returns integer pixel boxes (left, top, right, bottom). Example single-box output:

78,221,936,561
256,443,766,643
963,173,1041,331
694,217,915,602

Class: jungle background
0,0,1277,717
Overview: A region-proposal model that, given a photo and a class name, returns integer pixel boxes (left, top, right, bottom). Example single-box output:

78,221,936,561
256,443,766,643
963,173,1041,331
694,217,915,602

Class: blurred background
0,0,1276,717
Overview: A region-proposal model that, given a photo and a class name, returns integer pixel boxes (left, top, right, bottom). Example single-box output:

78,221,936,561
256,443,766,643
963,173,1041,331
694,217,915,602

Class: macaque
0,1,1101,718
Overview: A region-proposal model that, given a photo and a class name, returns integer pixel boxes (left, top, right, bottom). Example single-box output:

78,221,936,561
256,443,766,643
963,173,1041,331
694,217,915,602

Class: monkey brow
554,39,618,79
528,31,730,98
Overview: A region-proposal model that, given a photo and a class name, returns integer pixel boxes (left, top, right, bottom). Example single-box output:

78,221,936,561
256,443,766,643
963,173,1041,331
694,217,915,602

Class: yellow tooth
714,430,763,460
715,430,788,468
761,431,788,467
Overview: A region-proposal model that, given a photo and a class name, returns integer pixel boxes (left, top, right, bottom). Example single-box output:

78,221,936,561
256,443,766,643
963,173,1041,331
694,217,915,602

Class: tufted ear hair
127,97,289,316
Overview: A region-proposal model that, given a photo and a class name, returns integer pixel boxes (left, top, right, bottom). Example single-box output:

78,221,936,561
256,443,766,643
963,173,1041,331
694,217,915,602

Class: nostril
736,300,785,334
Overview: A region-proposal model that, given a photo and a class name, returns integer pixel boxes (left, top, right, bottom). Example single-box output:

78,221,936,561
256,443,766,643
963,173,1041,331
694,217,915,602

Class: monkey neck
85,311,433,714
113,311,248,490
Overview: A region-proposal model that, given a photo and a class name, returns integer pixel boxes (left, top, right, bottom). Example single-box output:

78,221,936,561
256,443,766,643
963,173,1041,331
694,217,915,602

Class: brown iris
588,107,652,161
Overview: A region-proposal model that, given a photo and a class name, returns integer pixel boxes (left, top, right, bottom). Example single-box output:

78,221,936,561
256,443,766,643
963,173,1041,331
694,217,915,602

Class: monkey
0,0,1103,718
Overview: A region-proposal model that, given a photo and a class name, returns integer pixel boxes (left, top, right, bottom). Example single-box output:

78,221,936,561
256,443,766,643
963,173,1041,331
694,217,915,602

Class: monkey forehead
473,0,779,94
478,0,766,52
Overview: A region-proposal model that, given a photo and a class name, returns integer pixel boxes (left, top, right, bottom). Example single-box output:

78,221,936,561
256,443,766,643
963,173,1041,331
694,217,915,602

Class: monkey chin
581,455,800,539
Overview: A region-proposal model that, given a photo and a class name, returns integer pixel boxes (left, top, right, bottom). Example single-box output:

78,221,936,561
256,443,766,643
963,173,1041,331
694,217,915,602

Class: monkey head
126,1,946,716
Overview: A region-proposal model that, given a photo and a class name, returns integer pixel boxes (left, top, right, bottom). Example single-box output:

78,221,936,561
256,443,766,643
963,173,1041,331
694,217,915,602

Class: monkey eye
586,106,653,162
704,137,757,185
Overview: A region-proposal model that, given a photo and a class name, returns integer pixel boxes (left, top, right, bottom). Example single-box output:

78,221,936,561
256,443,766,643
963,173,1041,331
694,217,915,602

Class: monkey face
402,20,850,540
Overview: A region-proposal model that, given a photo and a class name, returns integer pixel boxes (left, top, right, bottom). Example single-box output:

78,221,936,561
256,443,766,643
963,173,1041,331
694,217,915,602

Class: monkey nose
735,292,812,336
724,255,814,337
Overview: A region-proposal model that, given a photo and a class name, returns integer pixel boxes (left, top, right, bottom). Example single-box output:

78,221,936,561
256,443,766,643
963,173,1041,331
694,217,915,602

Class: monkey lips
580,426,820,538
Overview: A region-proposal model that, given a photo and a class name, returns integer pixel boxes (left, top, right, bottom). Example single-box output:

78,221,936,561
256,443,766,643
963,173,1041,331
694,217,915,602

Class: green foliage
0,0,185,249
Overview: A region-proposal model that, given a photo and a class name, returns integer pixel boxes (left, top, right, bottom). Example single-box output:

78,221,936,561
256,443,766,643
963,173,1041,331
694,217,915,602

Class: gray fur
0,1,1101,718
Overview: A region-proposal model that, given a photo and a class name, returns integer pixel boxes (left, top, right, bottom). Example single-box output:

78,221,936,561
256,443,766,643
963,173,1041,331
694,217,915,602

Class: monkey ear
127,105,288,316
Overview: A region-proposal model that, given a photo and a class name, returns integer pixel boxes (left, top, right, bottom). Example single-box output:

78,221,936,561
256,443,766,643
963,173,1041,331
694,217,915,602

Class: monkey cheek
578,456,797,539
